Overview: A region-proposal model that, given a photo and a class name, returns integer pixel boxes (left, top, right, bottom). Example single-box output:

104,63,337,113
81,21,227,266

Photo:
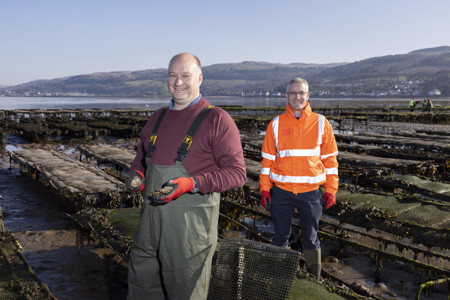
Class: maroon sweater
130,97,246,193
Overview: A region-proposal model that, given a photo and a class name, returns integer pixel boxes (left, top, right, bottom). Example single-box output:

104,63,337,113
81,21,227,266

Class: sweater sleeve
128,109,164,176
129,137,146,175
193,108,247,193
259,120,276,192
321,118,339,194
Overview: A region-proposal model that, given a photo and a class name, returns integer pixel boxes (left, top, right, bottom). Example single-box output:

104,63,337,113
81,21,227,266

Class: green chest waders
128,106,220,300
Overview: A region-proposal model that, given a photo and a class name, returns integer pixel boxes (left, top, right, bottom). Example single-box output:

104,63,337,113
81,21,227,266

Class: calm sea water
0,96,448,110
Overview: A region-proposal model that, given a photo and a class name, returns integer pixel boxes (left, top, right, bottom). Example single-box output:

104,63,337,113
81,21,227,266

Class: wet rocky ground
0,136,128,300
1,106,449,299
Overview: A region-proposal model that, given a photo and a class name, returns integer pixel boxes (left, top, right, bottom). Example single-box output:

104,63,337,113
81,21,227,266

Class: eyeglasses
288,91,308,97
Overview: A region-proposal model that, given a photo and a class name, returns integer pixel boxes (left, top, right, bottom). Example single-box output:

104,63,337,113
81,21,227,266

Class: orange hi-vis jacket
259,102,339,195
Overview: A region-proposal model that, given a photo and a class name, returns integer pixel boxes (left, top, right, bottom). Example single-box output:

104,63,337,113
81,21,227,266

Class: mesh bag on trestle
209,238,300,300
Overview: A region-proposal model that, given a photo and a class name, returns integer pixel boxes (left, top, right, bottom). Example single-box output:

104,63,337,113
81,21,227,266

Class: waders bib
128,106,220,300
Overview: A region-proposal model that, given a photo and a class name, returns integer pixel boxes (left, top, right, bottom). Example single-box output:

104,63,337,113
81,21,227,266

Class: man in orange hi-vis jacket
259,77,339,279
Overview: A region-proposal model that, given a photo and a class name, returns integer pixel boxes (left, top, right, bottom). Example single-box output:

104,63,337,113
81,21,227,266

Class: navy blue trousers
270,186,322,250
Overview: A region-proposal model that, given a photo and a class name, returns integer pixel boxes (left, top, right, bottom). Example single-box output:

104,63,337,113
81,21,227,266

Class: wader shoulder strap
175,105,214,162
146,107,168,158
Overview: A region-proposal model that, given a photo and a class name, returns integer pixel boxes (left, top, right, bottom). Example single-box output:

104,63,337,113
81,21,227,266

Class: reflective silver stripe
261,151,276,161
325,167,339,175
265,112,335,183
279,146,320,157
272,116,280,154
261,167,270,175
321,151,338,160
318,114,325,146
270,171,326,184
272,115,324,156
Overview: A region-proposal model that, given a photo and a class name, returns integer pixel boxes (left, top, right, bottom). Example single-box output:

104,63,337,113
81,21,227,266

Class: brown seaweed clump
74,208,134,258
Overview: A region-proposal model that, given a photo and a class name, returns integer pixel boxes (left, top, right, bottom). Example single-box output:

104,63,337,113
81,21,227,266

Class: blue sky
1,0,449,86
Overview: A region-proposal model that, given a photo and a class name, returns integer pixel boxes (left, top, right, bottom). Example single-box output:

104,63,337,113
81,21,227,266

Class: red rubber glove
260,191,271,209
323,192,336,209
153,177,195,205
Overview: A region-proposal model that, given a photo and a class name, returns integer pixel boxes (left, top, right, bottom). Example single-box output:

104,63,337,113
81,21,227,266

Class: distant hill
311,46,450,81
1,46,449,97
308,46,450,97
201,61,344,96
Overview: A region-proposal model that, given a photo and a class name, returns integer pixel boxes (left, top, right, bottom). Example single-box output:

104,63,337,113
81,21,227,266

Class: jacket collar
286,102,312,118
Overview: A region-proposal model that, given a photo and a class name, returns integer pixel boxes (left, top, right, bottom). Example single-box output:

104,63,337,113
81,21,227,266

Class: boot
304,248,321,280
